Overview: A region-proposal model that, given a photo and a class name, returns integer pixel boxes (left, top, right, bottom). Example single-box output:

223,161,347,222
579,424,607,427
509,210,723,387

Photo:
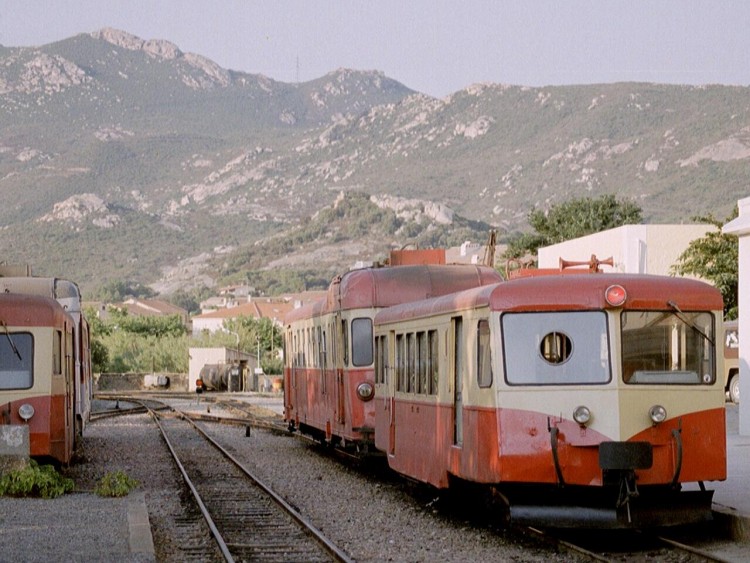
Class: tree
671,209,739,319
505,194,642,258
223,316,284,374
93,280,156,302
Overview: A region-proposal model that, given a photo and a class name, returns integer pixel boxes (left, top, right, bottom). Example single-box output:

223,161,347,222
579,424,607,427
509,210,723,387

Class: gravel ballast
1,397,582,562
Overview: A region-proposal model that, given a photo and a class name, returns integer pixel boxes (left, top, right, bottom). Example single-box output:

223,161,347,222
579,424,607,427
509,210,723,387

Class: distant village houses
85,297,190,328
192,290,327,336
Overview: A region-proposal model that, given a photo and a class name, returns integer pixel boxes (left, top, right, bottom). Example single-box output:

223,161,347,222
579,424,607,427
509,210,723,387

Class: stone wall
95,372,188,392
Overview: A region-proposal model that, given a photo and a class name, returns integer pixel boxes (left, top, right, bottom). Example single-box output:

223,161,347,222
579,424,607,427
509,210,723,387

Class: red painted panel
490,274,723,313
630,407,726,483
2,393,72,463
285,366,375,442
381,403,726,490
387,398,453,487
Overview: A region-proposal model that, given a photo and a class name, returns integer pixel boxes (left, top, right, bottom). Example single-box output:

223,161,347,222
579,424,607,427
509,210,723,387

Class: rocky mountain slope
1,28,748,296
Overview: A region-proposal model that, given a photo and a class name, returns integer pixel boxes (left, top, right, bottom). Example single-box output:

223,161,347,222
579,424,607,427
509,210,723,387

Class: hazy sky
1,1,749,97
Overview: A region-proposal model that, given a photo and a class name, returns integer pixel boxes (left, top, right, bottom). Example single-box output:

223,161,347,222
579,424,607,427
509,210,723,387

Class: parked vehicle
373,274,726,528
283,264,503,451
0,293,85,464
724,319,739,403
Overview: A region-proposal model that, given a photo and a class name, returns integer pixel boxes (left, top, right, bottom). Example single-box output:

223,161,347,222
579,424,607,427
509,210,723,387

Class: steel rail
145,404,236,563
655,534,734,563
177,408,354,563
134,397,353,563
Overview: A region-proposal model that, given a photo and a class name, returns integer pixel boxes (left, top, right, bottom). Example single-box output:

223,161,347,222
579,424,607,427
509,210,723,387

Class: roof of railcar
375,274,723,325
284,264,502,324
0,276,80,298
0,293,71,327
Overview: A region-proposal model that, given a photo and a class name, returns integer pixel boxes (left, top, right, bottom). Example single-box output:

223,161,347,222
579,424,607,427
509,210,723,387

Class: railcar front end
0,294,76,465
375,274,727,528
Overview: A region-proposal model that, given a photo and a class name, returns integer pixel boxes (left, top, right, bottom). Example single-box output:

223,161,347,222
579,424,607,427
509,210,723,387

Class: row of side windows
287,317,373,369
374,319,493,393
375,329,439,395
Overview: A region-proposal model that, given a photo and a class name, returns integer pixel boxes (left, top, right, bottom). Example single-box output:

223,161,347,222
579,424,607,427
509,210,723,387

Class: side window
418,331,428,394
407,333,416,393
53,329,62,375
429,329,439,395
320,327,326,369
477,320,492,388
351,318,373,367
341,319,349,367
374,335,385,384
306,328,312,367
396,333,405,391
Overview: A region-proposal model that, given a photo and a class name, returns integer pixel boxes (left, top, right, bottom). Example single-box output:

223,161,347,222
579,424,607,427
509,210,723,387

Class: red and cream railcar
283,264,502,451
373,274,726,527
0,276,91,435
0,293,78,464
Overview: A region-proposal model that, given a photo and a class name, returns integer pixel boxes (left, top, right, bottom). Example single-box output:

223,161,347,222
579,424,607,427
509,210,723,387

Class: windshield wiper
667,301,714,346
0,320,22,361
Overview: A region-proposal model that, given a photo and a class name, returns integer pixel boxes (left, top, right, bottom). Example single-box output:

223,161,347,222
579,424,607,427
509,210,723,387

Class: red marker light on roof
605,285,627,306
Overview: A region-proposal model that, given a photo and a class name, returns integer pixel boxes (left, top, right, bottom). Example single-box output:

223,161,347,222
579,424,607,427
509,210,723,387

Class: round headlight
605,285,627,306
649,404,667,424
573,405,591,426
356,382,374,401
18,403,35,421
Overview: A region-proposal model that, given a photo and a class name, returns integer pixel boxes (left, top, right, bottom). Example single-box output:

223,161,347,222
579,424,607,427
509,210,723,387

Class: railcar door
389,332,404,455
452,317,463,446
335,317,345,425
65,326,75,460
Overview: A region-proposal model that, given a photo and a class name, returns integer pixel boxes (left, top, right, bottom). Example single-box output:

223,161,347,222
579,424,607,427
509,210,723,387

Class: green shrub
0,460,74,499
95,470,139,497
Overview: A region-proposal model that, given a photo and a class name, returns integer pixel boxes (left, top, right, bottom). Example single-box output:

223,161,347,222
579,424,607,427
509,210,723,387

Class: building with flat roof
538,223,714,277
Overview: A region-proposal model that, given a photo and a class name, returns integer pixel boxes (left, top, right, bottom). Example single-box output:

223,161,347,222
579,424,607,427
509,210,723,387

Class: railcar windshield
0,331,33,389
621,310,715,384
351,318,373,367
502,311,610,385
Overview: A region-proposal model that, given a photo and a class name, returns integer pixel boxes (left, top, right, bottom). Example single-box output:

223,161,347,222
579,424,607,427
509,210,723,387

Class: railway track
525,525,735,562
90,393,741,562
135,399,353,563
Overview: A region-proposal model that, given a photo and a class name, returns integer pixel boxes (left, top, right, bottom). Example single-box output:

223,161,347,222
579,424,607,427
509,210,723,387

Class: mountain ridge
0,28,747,296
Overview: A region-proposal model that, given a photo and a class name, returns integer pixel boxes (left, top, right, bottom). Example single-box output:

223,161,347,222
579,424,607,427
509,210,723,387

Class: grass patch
95,470,139,497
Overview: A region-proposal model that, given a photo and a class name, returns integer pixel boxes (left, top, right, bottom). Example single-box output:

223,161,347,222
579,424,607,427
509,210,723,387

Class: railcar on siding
0,276,92,436
0,293,79,464
283,264,503,452
373,274,726,527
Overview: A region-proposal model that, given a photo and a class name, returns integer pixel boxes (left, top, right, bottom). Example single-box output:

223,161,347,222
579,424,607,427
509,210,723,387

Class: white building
538,224,714,276
188,347,257,392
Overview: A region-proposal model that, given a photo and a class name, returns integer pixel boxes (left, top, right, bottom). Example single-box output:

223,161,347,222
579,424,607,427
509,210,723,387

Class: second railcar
283,264,503,451
373,274,726,528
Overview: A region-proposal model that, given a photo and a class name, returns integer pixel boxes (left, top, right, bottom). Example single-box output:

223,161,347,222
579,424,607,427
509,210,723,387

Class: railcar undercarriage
504,484,715,529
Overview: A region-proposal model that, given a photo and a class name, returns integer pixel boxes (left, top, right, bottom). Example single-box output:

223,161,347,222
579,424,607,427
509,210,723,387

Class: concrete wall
95,372,188,391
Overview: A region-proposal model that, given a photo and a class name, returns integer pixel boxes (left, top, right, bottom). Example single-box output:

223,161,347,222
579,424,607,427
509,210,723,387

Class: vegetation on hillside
214,191,495,294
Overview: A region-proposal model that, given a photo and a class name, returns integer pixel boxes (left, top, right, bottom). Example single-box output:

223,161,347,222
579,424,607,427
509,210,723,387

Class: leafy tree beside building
505,194,642,259
671,209,739,320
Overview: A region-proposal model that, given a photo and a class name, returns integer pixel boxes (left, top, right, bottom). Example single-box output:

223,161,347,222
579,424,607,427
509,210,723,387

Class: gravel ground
2,398,582,562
